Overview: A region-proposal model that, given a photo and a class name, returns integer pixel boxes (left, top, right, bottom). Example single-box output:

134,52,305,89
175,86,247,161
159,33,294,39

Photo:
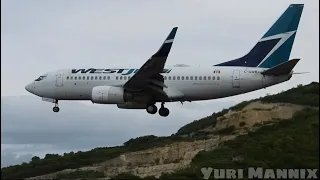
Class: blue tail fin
215,4,304,68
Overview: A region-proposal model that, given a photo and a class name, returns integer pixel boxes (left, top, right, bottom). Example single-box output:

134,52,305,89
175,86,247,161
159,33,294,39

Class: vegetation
214,125,235,135
155,108,319,179
1,135,194,180
239,121,246,127
176,82,319,136
176,109,229,136
1,82,318,180
123,135,194,151
229,100,251,111
260,82,319,106
109,173,143,180
1,146,127,179
55,170,105,179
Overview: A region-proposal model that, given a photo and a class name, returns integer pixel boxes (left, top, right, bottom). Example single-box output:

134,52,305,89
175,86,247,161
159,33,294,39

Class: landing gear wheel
53,107,60,112
159,107,169,117
146,104,157,114
53,100,59,112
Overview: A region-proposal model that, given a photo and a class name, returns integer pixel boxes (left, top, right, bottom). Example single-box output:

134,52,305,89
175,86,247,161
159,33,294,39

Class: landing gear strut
53,101,60,112
146,104,157,114
158,102,169,117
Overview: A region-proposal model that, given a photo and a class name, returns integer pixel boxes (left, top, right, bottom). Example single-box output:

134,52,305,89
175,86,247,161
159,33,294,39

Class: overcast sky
1,0,319,168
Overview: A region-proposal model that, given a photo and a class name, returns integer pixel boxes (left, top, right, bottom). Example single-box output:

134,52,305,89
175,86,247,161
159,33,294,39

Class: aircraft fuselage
25,66,291,102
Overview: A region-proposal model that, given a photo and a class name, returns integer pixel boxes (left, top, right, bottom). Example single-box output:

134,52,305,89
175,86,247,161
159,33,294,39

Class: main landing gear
53,101,60,112
146,102,169,117
146,104,157,114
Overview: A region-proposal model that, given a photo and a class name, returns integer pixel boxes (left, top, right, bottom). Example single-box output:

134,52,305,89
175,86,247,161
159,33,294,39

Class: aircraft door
56,70,64,87
232,70,240,88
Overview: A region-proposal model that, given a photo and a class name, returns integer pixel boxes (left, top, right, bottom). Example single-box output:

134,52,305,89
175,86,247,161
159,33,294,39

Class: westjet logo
257,31,296,68
71,68,172,75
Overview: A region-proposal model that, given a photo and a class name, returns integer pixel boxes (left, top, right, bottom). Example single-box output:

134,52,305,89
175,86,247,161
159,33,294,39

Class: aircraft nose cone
25,82,34,93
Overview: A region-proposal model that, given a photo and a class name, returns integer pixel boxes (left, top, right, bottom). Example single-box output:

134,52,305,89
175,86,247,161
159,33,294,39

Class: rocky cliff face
206,101,305,133
26,101,307,179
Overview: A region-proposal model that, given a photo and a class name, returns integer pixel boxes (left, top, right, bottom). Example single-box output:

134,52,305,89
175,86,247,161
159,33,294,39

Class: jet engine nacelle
91,86,132,104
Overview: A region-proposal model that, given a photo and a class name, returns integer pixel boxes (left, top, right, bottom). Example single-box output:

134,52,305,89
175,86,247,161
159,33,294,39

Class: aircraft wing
123,27,178,100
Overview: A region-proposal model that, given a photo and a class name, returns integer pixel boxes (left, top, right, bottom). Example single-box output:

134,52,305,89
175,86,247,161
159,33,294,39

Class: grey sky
1,0,319,167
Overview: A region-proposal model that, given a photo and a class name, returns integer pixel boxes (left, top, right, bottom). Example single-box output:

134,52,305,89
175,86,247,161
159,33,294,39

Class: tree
31,156,40,162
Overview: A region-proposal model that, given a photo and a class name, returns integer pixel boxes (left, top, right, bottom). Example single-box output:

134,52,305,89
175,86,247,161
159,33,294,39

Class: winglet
261,58,300,76
152,27,178,58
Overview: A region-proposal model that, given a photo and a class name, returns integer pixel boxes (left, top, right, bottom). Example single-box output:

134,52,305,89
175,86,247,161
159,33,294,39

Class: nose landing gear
53,101,60,112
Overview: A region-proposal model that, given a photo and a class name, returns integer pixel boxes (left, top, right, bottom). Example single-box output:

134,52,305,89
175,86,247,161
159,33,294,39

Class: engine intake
91,86,132,104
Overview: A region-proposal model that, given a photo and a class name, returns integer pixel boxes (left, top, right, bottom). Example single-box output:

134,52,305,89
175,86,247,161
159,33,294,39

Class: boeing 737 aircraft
25,4,304,117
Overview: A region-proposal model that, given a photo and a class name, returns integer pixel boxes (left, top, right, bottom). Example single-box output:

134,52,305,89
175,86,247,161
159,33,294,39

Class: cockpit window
35,74,48,81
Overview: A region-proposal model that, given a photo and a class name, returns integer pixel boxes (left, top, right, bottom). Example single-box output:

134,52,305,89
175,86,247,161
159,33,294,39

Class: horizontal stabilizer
261,58,300,76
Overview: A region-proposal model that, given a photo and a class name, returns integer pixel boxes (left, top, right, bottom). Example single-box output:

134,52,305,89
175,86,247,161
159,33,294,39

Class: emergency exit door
232,70,240,88
56,71,64,87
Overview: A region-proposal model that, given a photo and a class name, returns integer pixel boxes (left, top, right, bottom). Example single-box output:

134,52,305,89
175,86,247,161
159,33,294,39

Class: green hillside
1,82,319,180
110,107,319,180
176,82,319,136
155,108,319,179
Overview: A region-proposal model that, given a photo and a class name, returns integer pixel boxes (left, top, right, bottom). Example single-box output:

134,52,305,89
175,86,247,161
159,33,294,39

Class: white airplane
25,4,304,117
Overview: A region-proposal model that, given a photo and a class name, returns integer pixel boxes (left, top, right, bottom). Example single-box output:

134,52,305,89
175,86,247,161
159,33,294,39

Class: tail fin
215,4,304,68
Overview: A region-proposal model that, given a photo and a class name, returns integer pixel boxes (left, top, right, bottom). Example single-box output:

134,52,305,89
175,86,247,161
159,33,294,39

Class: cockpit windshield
35,74,48,81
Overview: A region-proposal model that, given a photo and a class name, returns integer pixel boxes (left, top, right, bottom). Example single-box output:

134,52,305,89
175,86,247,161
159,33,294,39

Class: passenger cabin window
99,76,101,80
75,77,77,80
173,76,176,80
91,76,93,80
195,76,197,80
199,76,202,80
203,76,206,80
70,76,73,80
168,76,171,80
181,76,184,80
177,76,180,80
124,76,127,80
208,76,211,80
87,76,89,80
66,76,69,80
164,76,167,80
186,76,189,80
103,76,106,80
217,76,220,80
212,76,215,80
95,76,97,80
190,76,193,80
120,76,123,80
116,76,118,80
108,76,110,80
